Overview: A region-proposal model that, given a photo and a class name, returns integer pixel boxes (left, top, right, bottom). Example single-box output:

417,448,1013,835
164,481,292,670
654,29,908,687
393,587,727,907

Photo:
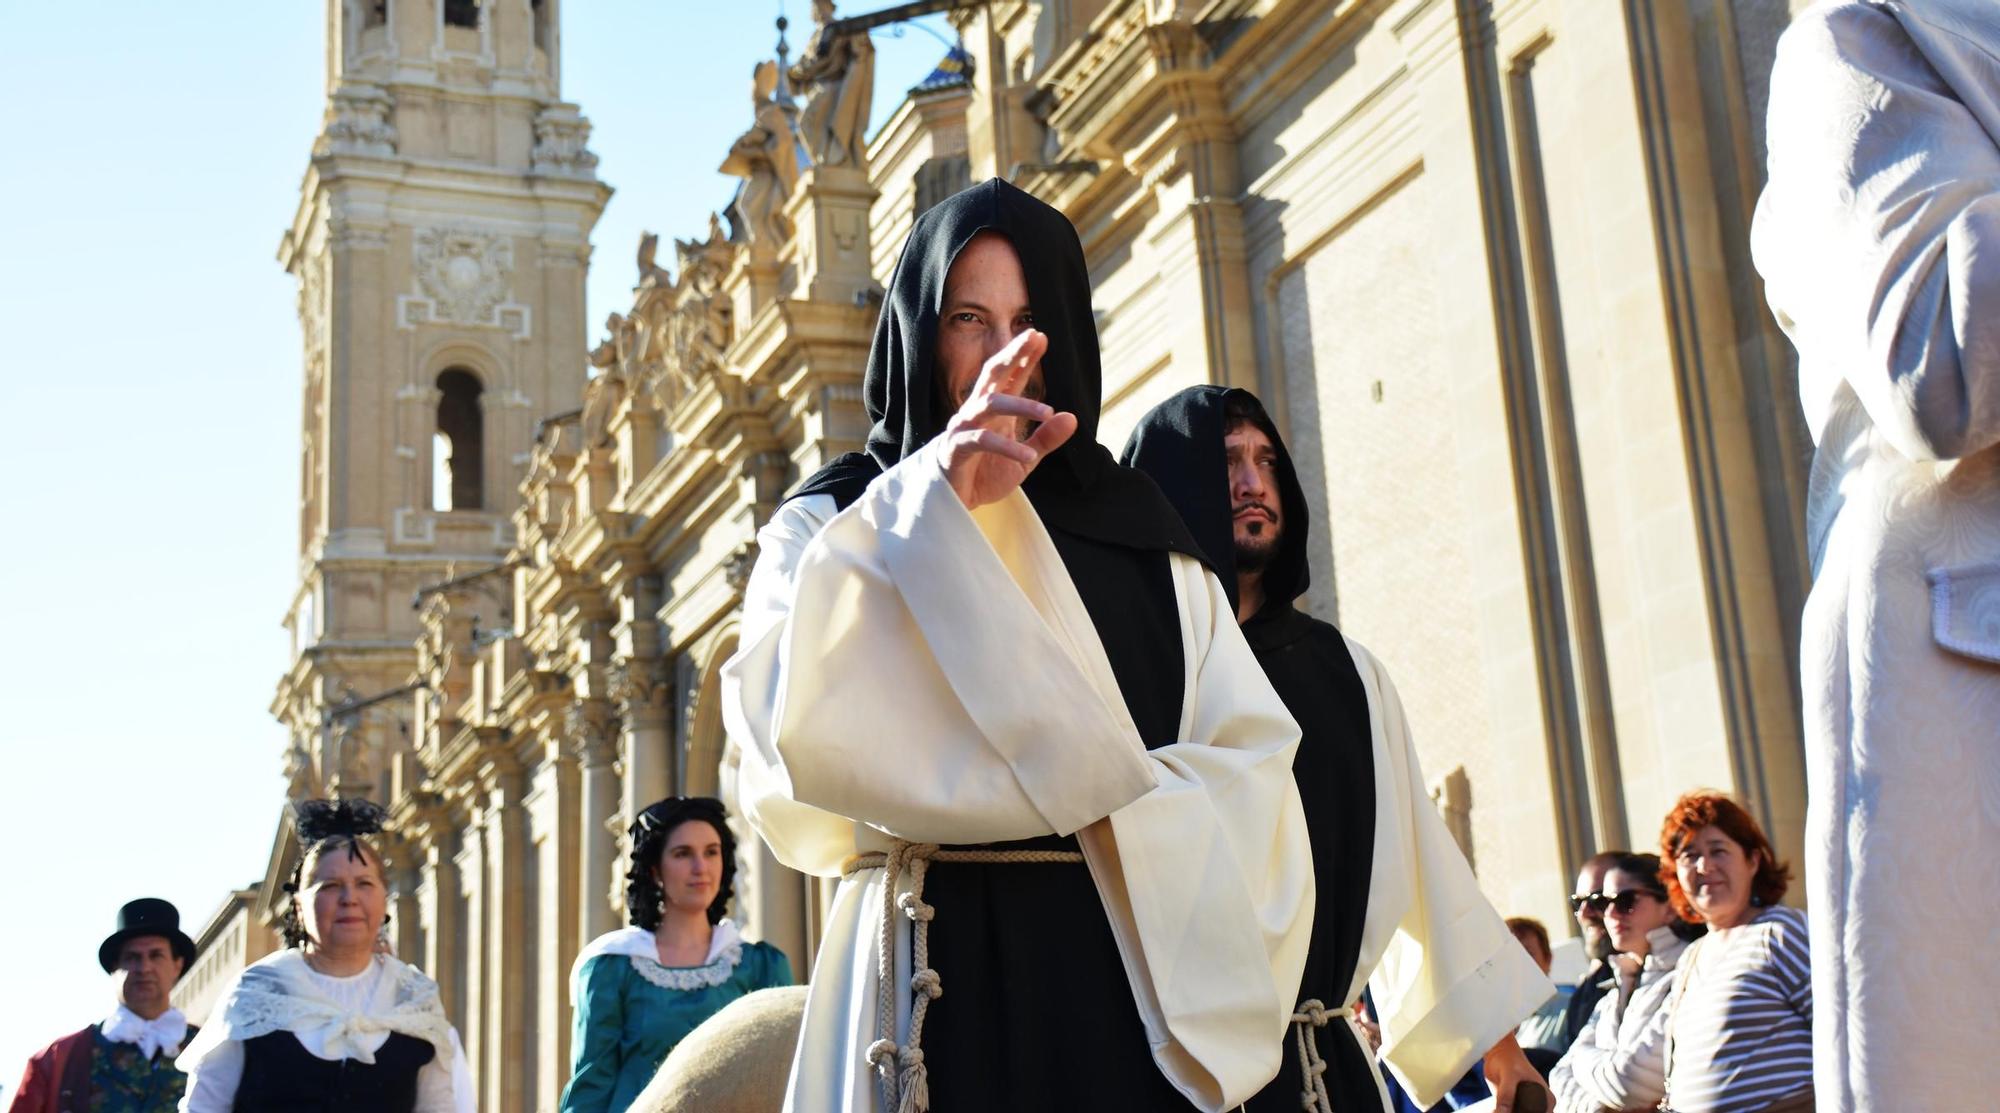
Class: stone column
387,836,424,963
609,574,673,824
566,699,621,944
478,752,527,1113
453,809,486,1090
418,827,463,1024
525,737,577,1113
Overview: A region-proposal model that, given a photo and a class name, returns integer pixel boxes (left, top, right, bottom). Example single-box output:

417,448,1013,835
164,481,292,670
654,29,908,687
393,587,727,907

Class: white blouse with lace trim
568,918,747,992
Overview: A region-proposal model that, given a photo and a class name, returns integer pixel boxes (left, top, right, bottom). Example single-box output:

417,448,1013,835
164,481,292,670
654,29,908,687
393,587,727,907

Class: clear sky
0,0,952,1085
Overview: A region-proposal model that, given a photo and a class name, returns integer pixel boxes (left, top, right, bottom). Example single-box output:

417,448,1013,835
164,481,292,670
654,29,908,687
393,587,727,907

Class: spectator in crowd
177,799,474,1113
562,797,792,1113
1507,917,1569,1072
1654,793,1812,1113
6,899,198,1113
1549,853,1698,1112
1560,851,1624,1050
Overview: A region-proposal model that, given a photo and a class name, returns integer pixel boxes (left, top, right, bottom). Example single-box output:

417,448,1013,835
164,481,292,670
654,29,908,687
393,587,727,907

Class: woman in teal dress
560,797,794,1113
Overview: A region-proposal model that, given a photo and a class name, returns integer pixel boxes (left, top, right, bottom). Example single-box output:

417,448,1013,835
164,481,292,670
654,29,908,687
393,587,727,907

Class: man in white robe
1752,3,2000,1109
1123,386,1553,1113
722,179,1315,1112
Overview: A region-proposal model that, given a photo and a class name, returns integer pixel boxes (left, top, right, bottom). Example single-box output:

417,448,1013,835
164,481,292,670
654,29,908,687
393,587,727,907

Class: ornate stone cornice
531,104,600,179
317,82,397,159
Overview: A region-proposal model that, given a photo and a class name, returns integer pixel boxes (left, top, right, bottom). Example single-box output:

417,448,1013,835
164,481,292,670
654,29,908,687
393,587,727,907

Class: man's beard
1585,925,1616,962
1234,503,1280,573
1235,532,1278,574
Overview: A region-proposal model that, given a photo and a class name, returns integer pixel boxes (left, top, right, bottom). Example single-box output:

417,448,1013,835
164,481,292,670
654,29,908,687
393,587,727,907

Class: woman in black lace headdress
176,799,475,1113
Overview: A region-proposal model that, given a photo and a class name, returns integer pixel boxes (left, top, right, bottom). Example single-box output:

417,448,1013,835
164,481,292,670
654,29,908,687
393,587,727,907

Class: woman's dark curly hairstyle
282,798,391,949
625,796,737,929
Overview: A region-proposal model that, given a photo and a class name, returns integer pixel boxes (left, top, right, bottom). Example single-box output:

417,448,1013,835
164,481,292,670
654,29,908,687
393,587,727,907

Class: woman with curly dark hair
176,799,474,1112
1654,792,1812,1113
560,796,792,1113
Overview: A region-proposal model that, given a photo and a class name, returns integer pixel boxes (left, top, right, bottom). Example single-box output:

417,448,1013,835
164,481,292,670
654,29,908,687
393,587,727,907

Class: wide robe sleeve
722,441,1313,1110
724,441,1165,868
1348,642,1553,1108
1750,1,2000,461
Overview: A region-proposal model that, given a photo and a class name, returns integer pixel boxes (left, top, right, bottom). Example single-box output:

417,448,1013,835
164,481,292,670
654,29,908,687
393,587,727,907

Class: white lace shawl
177,951,454,1068
568,919,745,995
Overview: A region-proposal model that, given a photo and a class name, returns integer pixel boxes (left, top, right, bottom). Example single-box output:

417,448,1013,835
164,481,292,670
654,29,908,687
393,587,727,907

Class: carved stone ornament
564,700,617,765
646,217,738,410
298,257,329,369
605,656,671,717
720,60,803,253
724,541,759,593
531,104,600,178
415,226,515,325
318,83,397,158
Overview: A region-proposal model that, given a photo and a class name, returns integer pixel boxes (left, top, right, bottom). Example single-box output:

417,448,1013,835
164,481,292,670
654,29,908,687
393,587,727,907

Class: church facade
232,1,1818,1109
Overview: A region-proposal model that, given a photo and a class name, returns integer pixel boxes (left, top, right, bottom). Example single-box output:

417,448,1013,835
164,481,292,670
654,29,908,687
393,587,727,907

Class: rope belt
841,840,1087,1113
1290,998,1357,1113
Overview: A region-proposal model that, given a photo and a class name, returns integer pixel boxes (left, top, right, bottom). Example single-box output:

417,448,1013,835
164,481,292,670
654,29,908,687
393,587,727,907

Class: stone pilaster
566,699,621,944
608,573,672,824
784,163,878,307
478,754,527,1113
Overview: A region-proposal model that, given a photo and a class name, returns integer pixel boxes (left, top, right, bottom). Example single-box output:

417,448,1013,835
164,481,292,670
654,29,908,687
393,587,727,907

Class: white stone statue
720,60,803,251
1751,4,2000,1110
788,0,874,170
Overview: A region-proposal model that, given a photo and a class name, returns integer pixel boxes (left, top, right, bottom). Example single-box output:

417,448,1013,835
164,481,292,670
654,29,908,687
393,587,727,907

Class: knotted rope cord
843,840,1087,1112
1290,998,1354,1113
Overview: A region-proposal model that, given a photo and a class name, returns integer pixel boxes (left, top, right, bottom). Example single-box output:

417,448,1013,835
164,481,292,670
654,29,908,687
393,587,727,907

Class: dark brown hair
1506,916,1551,961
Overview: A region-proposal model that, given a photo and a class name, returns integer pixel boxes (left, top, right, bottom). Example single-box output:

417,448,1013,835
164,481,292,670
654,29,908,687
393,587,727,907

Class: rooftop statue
788,0,874,170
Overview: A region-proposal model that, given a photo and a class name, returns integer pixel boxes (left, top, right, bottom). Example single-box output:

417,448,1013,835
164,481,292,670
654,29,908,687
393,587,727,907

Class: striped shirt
1662,904,1812,1112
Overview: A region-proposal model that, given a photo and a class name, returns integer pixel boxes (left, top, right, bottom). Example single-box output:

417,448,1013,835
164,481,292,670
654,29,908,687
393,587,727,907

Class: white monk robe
1752,3,2000,1110
1347,640,1554,1108
721,438,1316,1112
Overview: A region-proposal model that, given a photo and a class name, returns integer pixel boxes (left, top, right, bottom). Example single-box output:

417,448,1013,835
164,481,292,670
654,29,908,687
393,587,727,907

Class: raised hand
938,328,1078,509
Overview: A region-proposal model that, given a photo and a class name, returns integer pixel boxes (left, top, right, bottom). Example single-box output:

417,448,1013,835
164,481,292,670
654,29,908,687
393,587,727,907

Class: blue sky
0,0,953,1083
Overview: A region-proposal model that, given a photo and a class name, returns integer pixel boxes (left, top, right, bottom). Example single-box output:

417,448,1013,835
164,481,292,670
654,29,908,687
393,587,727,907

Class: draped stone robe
1752,3,2000,1109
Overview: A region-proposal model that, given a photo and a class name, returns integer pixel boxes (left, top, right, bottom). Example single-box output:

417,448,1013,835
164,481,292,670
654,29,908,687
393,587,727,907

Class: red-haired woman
1654,792,1811,1113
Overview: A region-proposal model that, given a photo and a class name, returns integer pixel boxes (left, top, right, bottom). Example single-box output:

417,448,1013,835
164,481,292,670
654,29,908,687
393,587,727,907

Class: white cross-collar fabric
99,1003,189,1060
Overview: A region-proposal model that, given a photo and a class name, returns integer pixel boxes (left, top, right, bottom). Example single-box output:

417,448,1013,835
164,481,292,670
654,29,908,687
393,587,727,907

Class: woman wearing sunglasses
1549,853,1698,1112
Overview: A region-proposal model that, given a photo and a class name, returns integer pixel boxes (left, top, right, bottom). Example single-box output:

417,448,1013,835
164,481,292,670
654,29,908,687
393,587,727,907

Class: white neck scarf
100,1003,189,1060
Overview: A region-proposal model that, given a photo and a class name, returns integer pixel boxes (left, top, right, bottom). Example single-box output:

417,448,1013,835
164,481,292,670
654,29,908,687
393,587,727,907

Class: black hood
1119,385,1311,618
790,178,1198,557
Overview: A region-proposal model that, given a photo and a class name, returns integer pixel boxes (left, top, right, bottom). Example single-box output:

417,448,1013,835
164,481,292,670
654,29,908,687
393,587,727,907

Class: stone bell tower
272,0,610,803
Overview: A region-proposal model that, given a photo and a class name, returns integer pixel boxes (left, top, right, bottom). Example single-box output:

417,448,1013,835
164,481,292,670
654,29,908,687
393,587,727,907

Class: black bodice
234,1030,435,1113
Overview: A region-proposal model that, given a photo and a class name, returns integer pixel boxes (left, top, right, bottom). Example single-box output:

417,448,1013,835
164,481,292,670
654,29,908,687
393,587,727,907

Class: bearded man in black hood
721,181,1314,1112
1123,387,1553,1113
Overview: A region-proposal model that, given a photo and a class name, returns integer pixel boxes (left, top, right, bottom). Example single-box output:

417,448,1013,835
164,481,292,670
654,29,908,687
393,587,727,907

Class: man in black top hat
1123,387,1553,1113
7,898,199,1113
